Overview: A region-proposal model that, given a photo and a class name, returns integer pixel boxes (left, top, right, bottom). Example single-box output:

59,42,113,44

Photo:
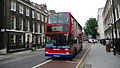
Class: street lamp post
111,23,116,55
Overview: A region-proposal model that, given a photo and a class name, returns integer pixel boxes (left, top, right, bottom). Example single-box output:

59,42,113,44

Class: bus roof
48,12,71,15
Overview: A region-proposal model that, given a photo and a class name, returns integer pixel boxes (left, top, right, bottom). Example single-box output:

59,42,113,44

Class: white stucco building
97,8,105,39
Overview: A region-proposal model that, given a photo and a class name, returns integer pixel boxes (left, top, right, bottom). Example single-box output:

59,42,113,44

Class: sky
30,0,106,27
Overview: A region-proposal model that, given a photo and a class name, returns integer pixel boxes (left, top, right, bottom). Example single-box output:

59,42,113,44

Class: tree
83,18,99,39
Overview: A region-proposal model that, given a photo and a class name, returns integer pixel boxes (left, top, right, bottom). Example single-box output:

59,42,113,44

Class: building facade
103,0,120,39
113,0,120,39
102,0,120,53
102,0,113,39
97,8,105,40
0,0,48,53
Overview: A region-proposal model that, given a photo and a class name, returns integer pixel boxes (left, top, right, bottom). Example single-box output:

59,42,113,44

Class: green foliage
83,18,99,39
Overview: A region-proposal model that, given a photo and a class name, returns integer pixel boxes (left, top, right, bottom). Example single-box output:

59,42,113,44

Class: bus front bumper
45,53,73,58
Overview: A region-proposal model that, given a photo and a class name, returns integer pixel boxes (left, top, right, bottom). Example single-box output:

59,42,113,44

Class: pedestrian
106,38,111,52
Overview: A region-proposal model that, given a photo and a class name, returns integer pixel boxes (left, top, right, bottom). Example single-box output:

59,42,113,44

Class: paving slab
83,43,120,68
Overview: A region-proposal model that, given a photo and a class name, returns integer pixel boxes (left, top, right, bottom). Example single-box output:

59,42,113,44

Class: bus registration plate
53,55,60,57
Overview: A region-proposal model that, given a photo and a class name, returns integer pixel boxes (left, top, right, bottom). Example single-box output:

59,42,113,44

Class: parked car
88,39,93,43
93,39,97,43
88,39,97,43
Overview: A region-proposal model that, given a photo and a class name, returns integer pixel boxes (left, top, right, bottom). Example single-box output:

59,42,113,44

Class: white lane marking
32,59,52,68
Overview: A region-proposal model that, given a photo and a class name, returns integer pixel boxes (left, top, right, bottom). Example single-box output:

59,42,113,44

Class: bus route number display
52,26,63,31
47,24,68,32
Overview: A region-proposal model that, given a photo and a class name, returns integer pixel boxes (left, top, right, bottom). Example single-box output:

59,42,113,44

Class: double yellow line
76,45,92,68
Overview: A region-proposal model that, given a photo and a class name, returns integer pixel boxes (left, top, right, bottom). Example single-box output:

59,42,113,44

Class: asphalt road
34,43,90,68
0,51,50,68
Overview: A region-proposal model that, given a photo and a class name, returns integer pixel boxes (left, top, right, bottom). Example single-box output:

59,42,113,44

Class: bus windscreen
45,34,70,46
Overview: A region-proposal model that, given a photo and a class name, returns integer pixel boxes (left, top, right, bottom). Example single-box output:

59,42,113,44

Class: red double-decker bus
45,12,83,58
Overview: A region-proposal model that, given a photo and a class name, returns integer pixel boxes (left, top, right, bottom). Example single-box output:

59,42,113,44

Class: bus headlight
66,52,69,54
65,49,69,51
46,52,48,53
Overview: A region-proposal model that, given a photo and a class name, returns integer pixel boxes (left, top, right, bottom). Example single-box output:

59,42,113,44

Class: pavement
82,42,120,68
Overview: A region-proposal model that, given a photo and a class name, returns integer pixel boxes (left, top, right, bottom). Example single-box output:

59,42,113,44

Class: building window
26,7,30,16
11,0,16,11
35,23,38,32
38,23,40,33
32,10,35,18
10,34,16,46
32,22,35,32
19,35,23,45
33,35,36,44
117,4,120,18
38,36,40,44
19,4,24,14
25,20,30,31
36,35,40,44
41,15,44,22
115,8,119,20
37,13,40,20
42,25,44,33
34,35,38,44
19,18,23,30
10,16,16,29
